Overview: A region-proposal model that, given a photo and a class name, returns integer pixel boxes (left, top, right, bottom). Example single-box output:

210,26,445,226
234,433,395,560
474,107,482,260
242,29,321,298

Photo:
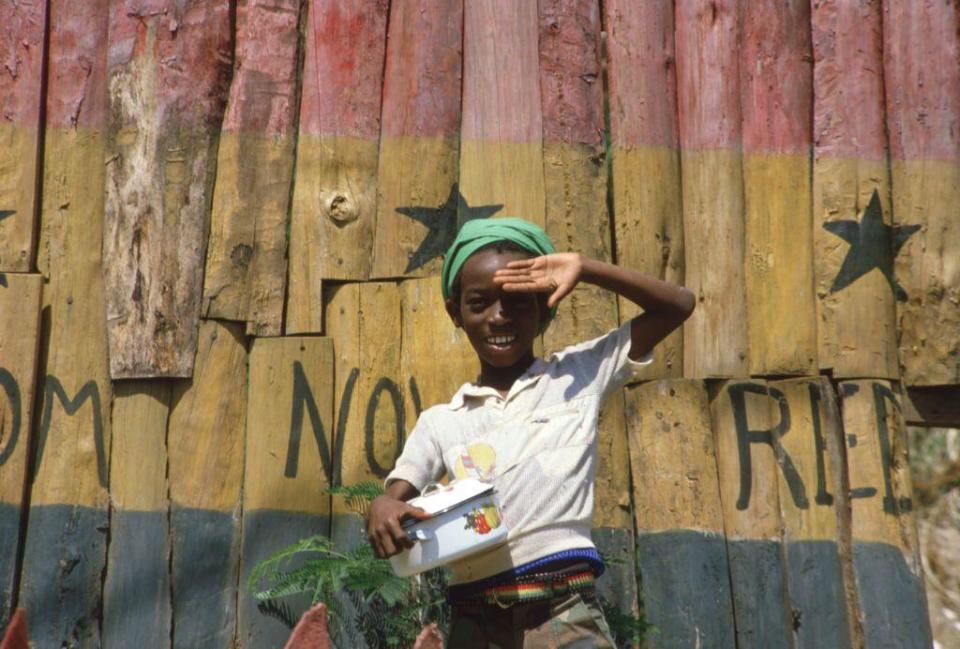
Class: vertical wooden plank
399,276,477,413
323,282,403,549
626,379,736,649
167,320,247,649
103,0,233,378
812,0,899,379
202,0,305,337
0,274,42,627
884,0,960,386
370,0,464,279
239,337,334,648
605,0,685,380
103,380,173,648
0,0,45,271
460,0,546,224
543,287,632,618
709,379,793,648
675,0,748,378
19,1,114,645
741,0,816,376
769,378,853,649
538,0,610,260
840,380,932,649
287,0,388,299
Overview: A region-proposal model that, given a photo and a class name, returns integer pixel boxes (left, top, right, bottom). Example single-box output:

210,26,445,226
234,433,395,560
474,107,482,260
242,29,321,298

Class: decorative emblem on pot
464,503,502,535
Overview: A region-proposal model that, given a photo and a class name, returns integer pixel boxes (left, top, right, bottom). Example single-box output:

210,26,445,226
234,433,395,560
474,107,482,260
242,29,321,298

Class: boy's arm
367,479,431,558
494,253,695,359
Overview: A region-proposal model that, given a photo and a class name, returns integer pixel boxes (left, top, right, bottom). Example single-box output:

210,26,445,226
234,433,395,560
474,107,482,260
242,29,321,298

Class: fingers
406,505,433,521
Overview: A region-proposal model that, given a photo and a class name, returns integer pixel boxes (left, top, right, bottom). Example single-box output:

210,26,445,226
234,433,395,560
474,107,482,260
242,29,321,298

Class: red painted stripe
676,0,741,149
221,0,302,136
298,0,388,139
605,0,679,148
46,0,109,129
883,0,960,162
107,1,232,129
0,0,45,129
538,0,603,146
811,0,887,161
462,0,541,143
740,0,811,154
380,0,462,139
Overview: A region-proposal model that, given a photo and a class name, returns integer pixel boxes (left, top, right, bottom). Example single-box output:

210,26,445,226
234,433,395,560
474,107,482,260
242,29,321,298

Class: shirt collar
447,358,548,410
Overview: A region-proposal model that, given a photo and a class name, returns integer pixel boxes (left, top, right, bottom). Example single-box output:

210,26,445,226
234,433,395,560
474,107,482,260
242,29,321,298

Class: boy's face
446,249,542,369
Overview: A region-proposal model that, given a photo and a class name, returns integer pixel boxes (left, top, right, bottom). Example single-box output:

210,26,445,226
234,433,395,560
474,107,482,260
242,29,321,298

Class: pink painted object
812,0,887,161
283,604,332,649
0,609,28,649
0,0,45,129
605,0,679,149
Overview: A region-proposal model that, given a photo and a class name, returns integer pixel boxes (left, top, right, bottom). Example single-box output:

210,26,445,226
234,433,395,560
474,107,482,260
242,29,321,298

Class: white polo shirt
386,320,652,585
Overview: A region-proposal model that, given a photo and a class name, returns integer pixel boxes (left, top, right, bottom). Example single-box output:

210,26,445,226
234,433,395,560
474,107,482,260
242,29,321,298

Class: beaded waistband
455,568,596,607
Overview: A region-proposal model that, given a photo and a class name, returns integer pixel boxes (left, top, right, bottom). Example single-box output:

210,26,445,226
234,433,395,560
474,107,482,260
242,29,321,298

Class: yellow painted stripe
0,124,39,270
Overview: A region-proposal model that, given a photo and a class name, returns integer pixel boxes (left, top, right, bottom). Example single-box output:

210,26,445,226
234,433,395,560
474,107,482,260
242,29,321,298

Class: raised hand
492,252,583,308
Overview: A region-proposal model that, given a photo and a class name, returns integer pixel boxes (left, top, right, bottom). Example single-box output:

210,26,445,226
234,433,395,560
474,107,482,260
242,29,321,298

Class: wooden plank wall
1,0,951,647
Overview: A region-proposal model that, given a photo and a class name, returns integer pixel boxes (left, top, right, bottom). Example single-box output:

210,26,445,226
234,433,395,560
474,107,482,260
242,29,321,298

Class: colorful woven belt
472,568,596,607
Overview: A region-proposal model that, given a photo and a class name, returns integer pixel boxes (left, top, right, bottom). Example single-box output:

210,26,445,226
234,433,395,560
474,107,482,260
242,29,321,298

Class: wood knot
324,192,358,224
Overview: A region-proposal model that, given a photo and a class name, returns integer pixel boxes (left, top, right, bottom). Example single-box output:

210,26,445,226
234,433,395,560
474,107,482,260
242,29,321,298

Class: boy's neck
478,353,537,395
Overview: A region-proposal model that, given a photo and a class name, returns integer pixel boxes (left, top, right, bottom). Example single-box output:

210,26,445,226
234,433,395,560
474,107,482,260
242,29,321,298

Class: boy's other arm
494,253,695,360
367,479,431,558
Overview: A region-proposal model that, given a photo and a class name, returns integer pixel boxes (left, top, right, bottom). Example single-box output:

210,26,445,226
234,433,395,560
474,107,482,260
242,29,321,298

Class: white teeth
487,335,515,345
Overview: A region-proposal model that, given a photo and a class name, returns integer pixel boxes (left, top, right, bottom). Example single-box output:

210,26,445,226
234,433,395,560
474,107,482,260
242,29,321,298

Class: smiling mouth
486,335,516,347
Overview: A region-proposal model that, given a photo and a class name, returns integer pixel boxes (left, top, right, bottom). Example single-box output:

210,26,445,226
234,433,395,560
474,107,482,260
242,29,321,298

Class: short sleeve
384,411,445,492
555,319,653,400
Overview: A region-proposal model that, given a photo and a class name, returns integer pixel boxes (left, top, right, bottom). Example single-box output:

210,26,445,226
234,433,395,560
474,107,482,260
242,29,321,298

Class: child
367,218,694,647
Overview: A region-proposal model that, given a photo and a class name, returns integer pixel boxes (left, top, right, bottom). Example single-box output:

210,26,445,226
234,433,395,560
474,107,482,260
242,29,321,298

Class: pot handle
408,529,434,542
421,482,442,496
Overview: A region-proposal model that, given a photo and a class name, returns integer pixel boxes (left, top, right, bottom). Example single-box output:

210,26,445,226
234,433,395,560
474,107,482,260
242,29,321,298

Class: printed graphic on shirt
452,442,497,480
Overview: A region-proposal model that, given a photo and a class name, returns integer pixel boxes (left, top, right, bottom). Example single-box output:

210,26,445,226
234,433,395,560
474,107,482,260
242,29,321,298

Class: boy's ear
444,298,462,327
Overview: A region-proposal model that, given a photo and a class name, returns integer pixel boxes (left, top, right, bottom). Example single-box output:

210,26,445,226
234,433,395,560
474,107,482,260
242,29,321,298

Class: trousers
445,589,616,648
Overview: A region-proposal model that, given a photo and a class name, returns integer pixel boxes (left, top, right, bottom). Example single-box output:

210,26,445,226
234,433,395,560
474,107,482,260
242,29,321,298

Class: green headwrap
441,217,558,325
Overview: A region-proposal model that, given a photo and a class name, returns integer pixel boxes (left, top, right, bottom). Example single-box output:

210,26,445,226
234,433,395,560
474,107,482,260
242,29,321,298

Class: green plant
247,482,449,648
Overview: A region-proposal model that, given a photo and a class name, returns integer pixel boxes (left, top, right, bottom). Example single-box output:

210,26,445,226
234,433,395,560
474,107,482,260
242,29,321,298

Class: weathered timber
370,0,463,279
769,378,853,648
605,0,684,380
625,379,736,649
103,1,232,378
675,0,748,378
323,282,403,549
287,0,388,290
812,0,899,379
884,0,960,385
460,0,546,224
19,2,113,645
0,274,42,627
839,380,932,649
167,320,247,649
539,0,610,261
103,380,173,649
709,379,793,649
203,0,304,337
0,0,45,271
239,336,334,648
741,0,817,376
543,285,631,613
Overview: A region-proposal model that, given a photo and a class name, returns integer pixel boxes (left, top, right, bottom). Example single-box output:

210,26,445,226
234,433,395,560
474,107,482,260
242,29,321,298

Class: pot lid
408,478,494,517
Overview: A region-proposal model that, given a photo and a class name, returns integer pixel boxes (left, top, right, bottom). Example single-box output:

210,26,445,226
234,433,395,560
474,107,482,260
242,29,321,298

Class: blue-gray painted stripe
853,541,932,649
0,502,23,628
102,510,171,648
726,539,793,649
170,506,240,649
17,503,108,649
592,527,638,624
785,540,851,649
636,529,737,649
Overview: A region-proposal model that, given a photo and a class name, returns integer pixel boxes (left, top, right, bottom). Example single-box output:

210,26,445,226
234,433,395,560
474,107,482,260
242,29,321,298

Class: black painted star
823,189,920,301
0,210,14,223
396,183,502,273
